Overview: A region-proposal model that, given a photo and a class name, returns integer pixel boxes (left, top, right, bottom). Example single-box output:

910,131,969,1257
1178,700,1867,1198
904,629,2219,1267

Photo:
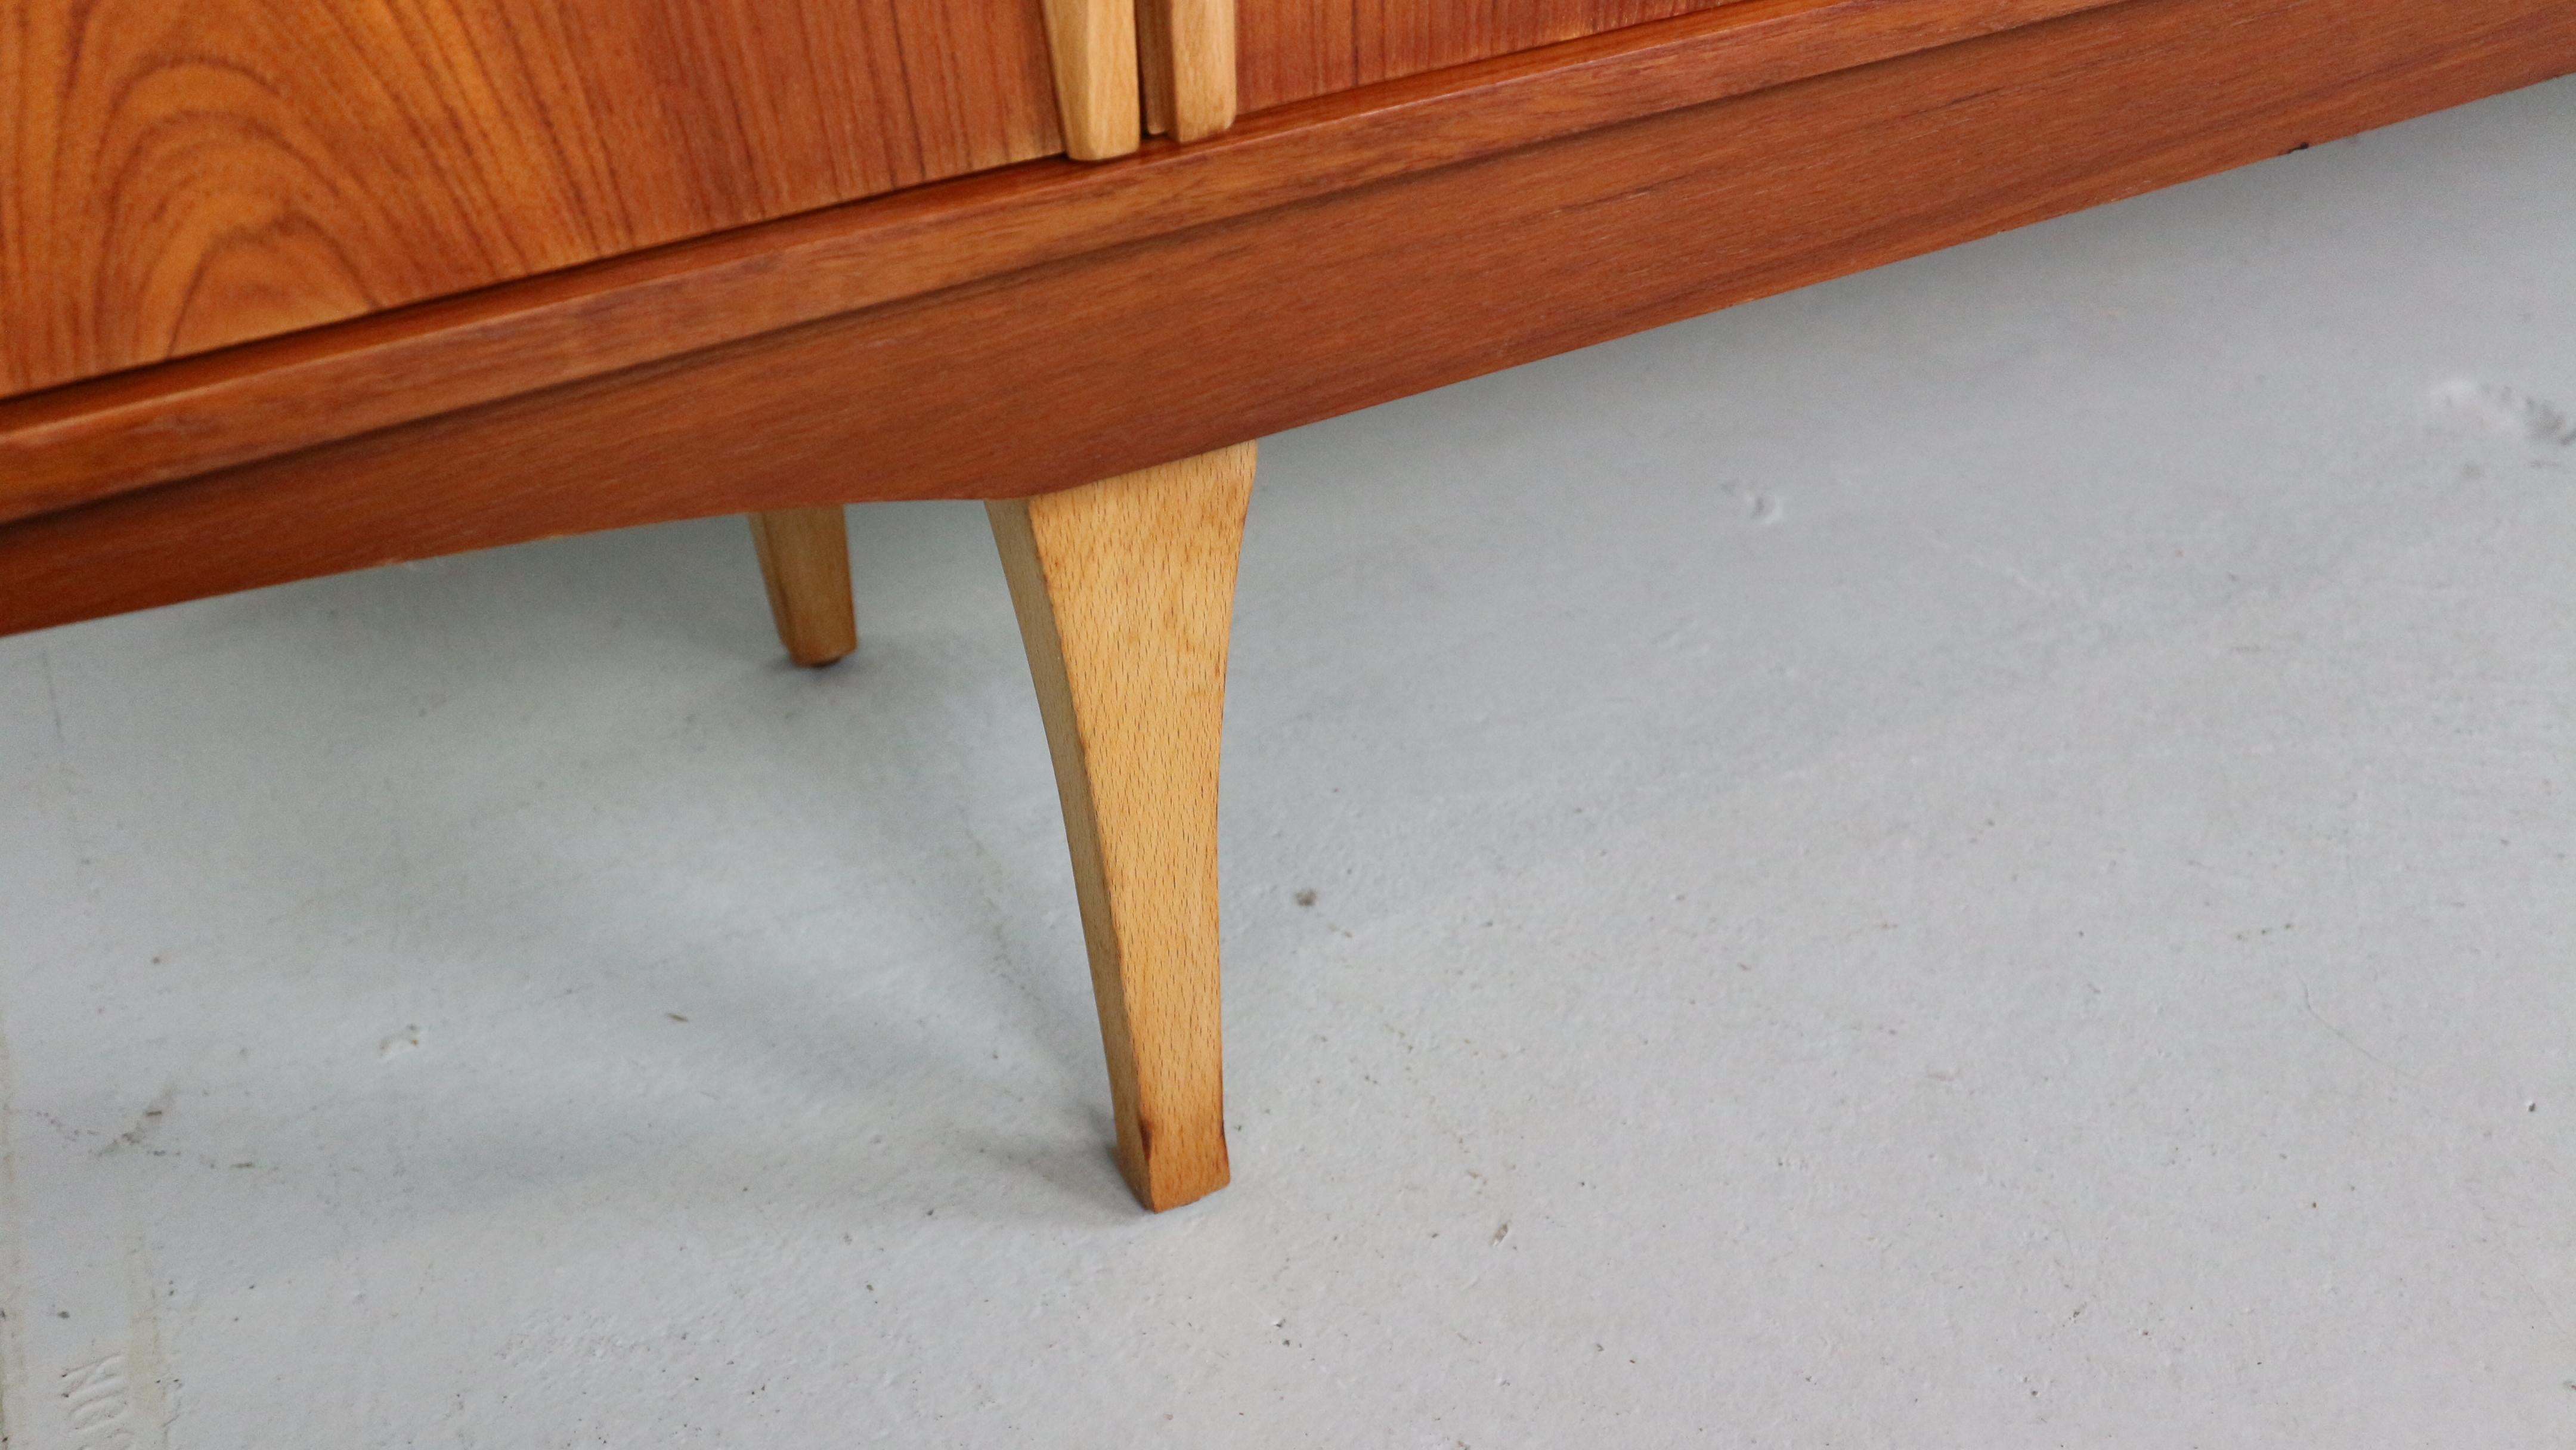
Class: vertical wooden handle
1042,0,1144,160
1137,0,1237,142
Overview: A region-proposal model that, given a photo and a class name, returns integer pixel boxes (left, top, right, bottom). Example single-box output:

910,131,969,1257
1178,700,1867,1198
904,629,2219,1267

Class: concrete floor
5,78,2573,1449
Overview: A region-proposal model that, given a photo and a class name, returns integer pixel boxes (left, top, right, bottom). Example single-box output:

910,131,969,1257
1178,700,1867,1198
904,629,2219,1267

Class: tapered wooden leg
987,443,1253,1212
747,506,857,667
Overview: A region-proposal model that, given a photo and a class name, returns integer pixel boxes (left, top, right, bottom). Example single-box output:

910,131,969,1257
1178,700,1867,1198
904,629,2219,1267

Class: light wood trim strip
5,0,2571,637
1138,0,1239,142
1043,0,1145,160
0,0,2129,526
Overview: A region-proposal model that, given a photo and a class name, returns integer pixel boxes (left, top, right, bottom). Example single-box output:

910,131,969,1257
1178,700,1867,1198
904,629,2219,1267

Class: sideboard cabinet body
2,0,2572,1213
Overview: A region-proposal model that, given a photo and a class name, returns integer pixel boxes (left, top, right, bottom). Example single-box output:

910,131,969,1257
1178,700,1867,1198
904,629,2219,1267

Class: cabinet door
1237,0,1735,114
1,0,1066,394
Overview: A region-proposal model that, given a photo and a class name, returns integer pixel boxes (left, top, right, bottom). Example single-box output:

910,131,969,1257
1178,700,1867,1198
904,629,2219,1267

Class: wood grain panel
0,0,1065,395
1238,0,1735,112
4,0,2572,635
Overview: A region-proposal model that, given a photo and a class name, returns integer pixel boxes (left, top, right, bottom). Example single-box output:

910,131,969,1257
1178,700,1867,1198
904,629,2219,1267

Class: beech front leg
987,443,1253,1212
747,506,857,667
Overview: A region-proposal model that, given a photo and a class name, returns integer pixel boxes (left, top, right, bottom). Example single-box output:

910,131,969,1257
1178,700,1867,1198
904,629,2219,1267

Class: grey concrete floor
4,78,2573,1449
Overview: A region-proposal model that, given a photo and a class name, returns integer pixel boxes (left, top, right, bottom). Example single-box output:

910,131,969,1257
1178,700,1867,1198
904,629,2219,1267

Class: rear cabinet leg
747,506,857,667
987,443,1254,1212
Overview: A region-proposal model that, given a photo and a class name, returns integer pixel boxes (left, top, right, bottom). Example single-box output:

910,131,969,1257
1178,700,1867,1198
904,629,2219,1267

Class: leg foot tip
1121,1145,1231,1213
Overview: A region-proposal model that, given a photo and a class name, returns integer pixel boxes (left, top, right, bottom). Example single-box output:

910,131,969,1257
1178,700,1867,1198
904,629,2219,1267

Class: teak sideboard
4,0,2570,1212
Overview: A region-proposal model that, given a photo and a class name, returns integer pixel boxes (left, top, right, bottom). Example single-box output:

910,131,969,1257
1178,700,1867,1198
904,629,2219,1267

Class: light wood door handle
1138,0,1238,142
1042,0,1144,160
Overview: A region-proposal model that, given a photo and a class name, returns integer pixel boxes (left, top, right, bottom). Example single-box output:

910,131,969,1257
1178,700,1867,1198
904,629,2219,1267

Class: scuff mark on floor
2432,379,2576,445
103,1087,177,1158
46,1244,172,1450
2296,978,2429,1089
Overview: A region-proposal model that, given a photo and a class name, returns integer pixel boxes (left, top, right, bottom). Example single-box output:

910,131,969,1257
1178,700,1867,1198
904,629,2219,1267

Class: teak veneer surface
2,0,2572,634
1236,0,1735,113
0,0,1066,394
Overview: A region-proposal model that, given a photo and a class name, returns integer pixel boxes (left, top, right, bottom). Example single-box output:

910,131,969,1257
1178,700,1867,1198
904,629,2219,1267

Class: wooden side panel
3,0,2573,636
0,0,1065,395
1238,0,1735,112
